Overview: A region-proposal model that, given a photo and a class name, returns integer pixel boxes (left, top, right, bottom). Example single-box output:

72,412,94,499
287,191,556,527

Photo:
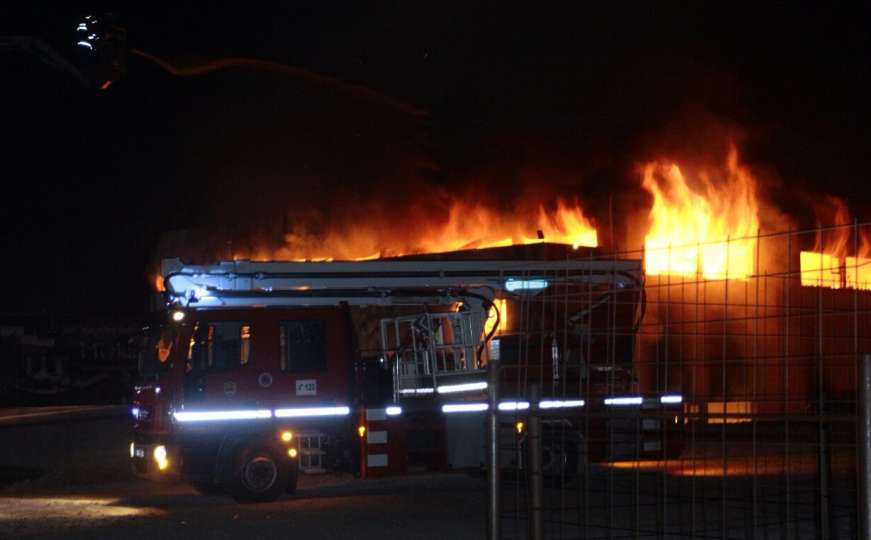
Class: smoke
141,43,858,280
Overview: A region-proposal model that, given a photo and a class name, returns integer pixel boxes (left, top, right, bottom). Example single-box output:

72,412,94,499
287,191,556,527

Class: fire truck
131,244,683,502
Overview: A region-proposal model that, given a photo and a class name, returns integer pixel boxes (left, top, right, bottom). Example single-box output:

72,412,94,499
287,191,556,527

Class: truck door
185,320,253,405
182,309,350,408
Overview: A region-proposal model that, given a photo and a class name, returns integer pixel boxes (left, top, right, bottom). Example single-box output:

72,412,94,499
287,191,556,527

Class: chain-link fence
493,223,871,539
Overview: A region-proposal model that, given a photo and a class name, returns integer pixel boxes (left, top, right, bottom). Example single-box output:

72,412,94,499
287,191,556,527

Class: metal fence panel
496,224,871,539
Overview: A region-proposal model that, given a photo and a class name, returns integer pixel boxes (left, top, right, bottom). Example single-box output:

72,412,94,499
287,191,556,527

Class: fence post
487,355,501,540
859,353,871,539
528,384,543,540
818,419,830,540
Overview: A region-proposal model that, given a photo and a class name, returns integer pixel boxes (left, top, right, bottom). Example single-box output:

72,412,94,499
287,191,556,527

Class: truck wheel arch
214,431,285,487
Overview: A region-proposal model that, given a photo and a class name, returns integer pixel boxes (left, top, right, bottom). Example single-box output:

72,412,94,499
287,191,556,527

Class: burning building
151,145,871,424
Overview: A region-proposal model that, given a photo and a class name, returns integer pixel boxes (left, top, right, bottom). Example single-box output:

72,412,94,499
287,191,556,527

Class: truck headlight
153,445,169,471
132,407,150,421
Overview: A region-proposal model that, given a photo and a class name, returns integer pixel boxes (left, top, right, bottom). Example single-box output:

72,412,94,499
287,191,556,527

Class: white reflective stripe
398,388,434,395
604,396,643,406
441,400,588,414
437,382,487,394
497,401,530,411
173,409,272,422
173,406,350,422
366,408,386,421
367,430,388,444
660,395,683,404
505,278,549,292
386,406,402,416
367,453,388,467
539,400,585,409
274,406,350,418
442,403,488,413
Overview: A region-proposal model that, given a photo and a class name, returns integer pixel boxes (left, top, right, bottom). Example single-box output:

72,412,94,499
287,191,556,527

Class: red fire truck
131,244,682,502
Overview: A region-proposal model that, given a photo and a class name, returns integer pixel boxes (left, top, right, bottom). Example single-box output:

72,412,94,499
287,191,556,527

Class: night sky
1,2,869,320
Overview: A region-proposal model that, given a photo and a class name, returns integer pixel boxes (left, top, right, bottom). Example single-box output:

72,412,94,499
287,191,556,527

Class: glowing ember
641,148,760,280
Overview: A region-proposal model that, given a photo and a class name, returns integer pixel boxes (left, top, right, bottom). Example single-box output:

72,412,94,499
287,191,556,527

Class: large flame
800,197,871,290
641,148,760,280
256,197,597,262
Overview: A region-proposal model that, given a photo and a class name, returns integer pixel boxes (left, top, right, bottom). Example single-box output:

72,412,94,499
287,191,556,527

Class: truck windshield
138,326,177,381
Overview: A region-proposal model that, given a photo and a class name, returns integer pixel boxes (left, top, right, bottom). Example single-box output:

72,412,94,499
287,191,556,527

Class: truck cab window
139,326,176,381
240,324,251,365
279,320,327,372
190,322,252,372
157,331,173,364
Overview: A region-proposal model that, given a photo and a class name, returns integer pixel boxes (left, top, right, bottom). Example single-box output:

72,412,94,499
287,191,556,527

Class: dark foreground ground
0,407,861,539
0,473,487,540
0,407,487,540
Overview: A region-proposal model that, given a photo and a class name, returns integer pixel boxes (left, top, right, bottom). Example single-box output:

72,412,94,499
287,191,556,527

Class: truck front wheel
228,445,289,503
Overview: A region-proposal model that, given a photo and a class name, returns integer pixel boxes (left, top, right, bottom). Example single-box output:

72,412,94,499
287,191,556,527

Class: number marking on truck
295,379,317,396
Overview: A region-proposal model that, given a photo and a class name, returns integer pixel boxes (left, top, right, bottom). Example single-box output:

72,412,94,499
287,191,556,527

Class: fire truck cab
131,245,679,502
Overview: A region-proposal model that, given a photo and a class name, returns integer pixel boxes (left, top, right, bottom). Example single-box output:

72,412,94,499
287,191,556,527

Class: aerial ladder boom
161,255,643,397
161,256,642,308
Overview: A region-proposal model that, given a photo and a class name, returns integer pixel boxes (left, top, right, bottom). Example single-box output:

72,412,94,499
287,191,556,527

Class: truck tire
228,444,289,503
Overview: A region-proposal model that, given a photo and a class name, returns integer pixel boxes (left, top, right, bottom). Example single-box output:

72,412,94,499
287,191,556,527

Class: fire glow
151,146,871,292
641,149,760,280
800,253,871,290
799,198,871,290
244,198,598,263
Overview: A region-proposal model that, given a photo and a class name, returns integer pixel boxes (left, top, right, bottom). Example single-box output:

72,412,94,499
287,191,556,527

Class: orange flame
641,148,760,280
800,197,871,289
257,197,597,262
